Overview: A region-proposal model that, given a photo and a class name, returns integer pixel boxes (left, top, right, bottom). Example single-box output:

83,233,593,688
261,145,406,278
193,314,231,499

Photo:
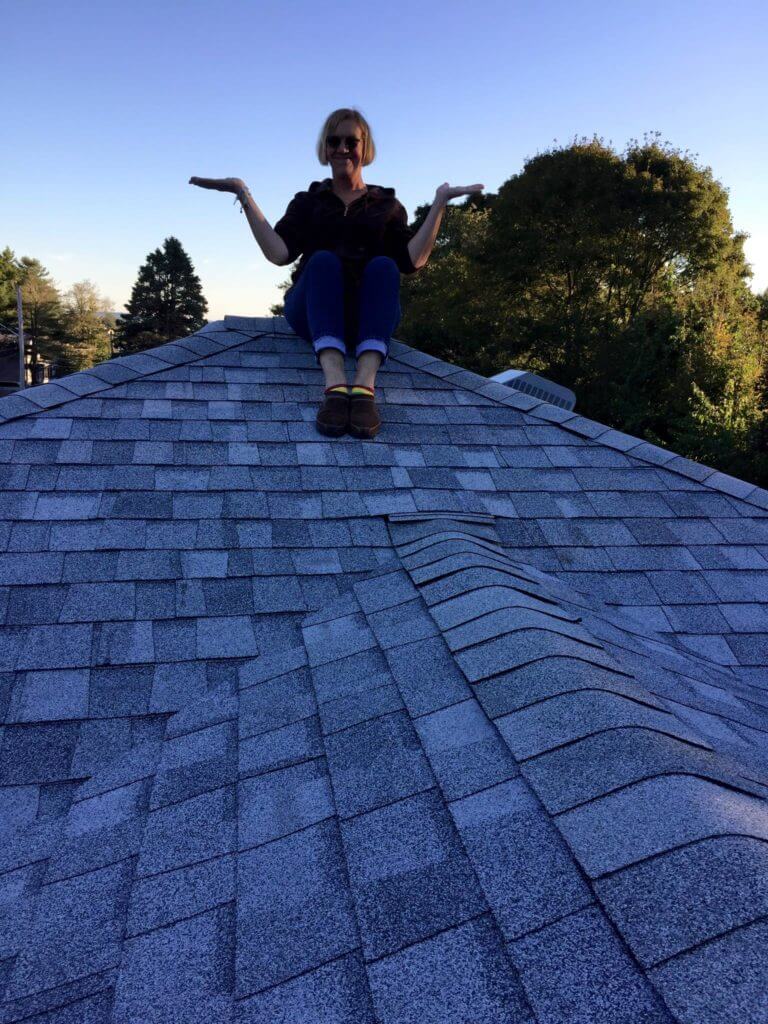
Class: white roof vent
489,368,576,411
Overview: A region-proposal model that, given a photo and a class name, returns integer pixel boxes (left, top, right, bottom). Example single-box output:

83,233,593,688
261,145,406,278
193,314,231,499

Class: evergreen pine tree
116,237,207,354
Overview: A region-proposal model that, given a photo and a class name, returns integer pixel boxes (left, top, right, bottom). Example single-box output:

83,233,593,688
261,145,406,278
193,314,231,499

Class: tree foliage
0,250,120,379
0,254,66,372
116,236,207,354
0,247,21,321
400,133,768,487
58,280,115,374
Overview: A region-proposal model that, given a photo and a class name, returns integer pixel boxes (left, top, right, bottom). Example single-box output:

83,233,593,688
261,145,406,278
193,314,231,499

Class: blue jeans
283,250,401,367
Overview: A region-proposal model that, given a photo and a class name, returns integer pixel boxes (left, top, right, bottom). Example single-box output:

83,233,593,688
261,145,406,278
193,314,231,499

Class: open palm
189,176,243,193
435,182,485,204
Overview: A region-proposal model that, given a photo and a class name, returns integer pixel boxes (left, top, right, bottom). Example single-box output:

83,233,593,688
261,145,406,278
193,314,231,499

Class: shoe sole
348,422,380,440
316,421,348,437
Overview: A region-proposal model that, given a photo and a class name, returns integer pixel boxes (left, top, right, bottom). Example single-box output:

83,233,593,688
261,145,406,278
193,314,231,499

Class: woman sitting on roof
190,107,483,440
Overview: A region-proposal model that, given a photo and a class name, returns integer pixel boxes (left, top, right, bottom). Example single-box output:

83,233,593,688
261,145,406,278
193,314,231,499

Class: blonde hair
316,108,376,167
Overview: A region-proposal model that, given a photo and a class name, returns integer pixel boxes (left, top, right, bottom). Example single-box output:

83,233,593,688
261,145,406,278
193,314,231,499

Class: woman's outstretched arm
407,182,485,270
189,177,290,266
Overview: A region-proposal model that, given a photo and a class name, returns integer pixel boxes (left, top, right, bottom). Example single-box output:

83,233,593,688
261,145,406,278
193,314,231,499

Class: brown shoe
316,386,349,437
348,387,381,439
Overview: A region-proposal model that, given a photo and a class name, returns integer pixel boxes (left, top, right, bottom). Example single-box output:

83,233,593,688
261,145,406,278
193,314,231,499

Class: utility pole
16,285,25,389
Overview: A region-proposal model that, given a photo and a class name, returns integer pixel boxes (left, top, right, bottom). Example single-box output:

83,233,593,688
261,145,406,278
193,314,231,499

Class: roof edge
384,335,768,515
0,319,265,427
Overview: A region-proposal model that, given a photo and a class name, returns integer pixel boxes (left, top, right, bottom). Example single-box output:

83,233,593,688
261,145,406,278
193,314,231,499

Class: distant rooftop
1,316,767,1023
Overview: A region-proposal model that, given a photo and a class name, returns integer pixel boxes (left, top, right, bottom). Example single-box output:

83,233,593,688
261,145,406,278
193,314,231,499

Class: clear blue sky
5,0,767,321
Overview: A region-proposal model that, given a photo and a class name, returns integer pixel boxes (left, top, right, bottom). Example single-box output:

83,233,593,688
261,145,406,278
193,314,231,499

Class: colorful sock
324,384,349,395
350,385,375,397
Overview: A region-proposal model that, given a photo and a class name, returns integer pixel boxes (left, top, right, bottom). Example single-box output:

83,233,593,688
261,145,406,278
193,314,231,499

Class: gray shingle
251,575,307,612
368,914,533,1024
495,688,701,761
67,780,148,837
595,835,768,967
237,952,375,1024
385,635,472,717
236,820,358,996
151,661,208,711
196,615,259,658
239,717,323,778
4,322,768,1023
367,598,439,649
92,621,155,666
5,584,67,625
151,721,236,809
76,743,161,801
112,906,234,1024
238,759,333,848
290,549,343,575
5,860,132,999
167,689,238,740
317,681,404,736
341,789,487,961
14,623,93,671
0,552,64,585
444,607,591,654
450,778,592,940
507,906,672,1024
649,919,768,1024
8,669,90,722
325,711,435,818
310,647,394,707
455,628,617,684
414,699,519,801
519,725,760,814
353,569,419,613
137,786,236,876
557,775,768,877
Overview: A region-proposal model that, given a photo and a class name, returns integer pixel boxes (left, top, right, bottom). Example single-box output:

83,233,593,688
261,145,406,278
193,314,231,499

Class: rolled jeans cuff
313,335,347,363
355,338,388,365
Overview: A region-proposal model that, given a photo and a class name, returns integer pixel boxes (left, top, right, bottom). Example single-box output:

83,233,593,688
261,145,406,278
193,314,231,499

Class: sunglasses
326,134,363,150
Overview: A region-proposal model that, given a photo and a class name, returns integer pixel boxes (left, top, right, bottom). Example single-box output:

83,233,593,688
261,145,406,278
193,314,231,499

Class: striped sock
350,385,375,397
324,384,349,395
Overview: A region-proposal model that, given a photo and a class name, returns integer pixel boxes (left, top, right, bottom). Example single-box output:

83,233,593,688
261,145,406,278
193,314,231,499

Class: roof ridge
382,515,768,1011
395,516,768,732
0,319,268,427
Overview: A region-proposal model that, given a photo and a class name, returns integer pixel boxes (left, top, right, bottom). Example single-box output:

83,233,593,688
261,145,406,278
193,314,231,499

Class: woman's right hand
189,176,245,194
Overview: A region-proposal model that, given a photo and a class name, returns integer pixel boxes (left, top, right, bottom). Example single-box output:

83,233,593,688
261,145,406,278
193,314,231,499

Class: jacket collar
310,178,394,199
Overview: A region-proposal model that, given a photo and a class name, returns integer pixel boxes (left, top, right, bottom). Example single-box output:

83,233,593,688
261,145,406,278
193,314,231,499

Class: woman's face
327,119,364,174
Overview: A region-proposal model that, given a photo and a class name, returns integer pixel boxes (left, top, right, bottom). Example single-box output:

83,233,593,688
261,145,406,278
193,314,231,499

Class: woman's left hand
434,182,485,205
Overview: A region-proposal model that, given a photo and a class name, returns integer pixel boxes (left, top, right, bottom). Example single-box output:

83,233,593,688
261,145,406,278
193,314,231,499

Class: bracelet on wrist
234,188,252,212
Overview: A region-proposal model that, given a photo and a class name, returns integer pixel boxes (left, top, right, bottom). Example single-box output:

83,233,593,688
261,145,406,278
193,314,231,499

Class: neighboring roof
1,316,767,1023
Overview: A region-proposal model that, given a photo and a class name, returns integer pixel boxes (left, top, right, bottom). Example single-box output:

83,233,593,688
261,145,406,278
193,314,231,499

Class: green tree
57,280,116,374
400,196,502,374
0,247,22,324
399,133,768,486
13,258,65,374
116,236,207,354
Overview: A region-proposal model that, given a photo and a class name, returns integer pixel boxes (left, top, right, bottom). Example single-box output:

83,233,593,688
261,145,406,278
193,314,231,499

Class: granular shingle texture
2,315,768,1022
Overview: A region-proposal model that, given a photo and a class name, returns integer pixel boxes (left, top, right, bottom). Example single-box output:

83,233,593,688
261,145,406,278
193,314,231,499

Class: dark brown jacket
274,178,419,341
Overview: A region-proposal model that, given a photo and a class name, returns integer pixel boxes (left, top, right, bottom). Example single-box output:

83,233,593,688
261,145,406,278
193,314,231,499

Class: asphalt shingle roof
1,315,767,1022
